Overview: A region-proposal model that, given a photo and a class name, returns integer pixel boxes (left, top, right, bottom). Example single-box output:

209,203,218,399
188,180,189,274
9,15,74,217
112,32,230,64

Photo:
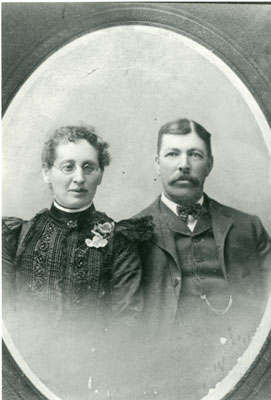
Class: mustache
170,173,200,186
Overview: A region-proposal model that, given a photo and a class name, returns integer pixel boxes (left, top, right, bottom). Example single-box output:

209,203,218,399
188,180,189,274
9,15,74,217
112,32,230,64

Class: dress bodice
2,204,153,321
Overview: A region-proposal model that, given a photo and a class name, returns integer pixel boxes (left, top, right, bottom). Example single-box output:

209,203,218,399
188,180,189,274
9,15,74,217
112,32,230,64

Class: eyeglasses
53,161,100,175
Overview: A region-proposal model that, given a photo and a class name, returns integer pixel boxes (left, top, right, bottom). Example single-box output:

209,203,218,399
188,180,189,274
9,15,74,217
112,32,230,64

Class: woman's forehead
55,139,99,162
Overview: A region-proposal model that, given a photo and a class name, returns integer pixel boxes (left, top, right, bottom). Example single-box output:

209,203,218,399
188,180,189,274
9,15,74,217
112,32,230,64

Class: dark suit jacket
135,195,271,332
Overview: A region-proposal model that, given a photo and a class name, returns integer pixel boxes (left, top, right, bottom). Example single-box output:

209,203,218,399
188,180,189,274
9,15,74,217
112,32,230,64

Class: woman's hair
42,125,111,170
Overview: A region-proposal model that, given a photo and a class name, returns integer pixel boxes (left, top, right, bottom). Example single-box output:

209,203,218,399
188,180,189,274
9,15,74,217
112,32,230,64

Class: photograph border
2,3,271,400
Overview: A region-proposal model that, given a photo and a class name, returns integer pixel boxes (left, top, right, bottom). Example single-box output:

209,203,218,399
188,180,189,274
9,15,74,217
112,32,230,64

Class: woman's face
43,139,103,209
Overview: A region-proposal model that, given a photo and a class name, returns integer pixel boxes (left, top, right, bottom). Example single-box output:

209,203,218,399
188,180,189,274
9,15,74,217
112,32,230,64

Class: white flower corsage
85,222,115,248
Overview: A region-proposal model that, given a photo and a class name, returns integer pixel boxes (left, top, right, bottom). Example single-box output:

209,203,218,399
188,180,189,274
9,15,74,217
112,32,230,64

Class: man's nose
177,153,190,171
73,166,85,183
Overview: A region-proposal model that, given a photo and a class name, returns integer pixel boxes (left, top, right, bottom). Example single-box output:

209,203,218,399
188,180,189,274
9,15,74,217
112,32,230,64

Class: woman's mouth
69,188,87,193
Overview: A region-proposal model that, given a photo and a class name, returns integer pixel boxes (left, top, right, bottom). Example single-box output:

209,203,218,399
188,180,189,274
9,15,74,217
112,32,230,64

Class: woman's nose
73,166,85,183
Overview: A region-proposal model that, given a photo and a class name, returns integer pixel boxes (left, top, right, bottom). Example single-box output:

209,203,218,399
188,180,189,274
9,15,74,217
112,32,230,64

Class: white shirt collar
53,200,93,213
161,193,204,216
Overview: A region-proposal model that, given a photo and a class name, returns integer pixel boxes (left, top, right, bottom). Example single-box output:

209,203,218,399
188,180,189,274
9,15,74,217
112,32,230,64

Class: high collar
160,197,212,236
161,193,204,216
53,200,93,213
49,202,95,229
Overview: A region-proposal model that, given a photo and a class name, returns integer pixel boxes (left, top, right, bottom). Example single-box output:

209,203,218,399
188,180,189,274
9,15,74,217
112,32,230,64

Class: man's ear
42,166,51,184
207,155,214,176
155,155,161,176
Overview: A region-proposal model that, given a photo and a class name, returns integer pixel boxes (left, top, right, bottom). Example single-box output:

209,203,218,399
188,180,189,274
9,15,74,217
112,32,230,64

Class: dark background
2,3,271,400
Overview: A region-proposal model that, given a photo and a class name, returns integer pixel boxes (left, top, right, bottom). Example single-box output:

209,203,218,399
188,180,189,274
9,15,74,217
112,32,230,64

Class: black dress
2,203,153,399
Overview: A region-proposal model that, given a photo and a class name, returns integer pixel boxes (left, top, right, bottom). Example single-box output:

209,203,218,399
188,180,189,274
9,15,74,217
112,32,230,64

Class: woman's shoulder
2,209,49,239
2,216,25,234
91,210,114,224
2,209,49,257
92,210,154,242
115,216,154,242
2,217,26,256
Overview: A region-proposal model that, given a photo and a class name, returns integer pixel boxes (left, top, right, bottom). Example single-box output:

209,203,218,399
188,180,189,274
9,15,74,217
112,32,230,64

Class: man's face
156,132,213,206
43,139,103,209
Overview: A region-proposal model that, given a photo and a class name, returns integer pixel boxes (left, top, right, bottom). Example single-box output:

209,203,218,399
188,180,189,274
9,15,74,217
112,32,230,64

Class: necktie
177,203,204,223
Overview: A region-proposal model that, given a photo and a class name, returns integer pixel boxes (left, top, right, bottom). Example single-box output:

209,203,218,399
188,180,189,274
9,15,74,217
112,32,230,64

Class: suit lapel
146,196,234,275
151,199,180,269
210,199,233,278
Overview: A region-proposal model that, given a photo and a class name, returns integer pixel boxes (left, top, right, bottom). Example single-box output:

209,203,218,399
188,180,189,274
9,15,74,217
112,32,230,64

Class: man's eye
189,151,203,159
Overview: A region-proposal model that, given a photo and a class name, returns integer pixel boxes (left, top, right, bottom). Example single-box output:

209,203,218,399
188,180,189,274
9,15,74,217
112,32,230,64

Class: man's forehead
160,132,207,150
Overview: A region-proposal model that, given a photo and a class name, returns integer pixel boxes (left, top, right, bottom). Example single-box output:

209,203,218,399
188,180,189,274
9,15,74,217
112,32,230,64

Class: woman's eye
62,163,75,172
83,164,97,173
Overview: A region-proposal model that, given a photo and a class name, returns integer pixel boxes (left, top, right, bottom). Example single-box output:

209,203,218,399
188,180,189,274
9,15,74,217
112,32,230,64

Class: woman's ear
94,170,103,187
42,166,51,184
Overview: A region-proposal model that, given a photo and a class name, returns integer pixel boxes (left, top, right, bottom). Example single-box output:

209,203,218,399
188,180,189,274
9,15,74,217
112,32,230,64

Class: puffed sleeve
110,216,153,324
2,217,24,309
251,215,271,291
251,215,271,257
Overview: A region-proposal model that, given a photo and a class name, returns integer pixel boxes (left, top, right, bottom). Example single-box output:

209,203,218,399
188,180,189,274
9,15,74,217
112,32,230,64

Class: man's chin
165,188,203,206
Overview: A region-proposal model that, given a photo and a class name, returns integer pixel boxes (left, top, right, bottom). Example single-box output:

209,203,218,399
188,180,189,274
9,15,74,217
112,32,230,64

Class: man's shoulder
210,197,260,224
134,196,258,220
134,195,262,225
211,198,248,215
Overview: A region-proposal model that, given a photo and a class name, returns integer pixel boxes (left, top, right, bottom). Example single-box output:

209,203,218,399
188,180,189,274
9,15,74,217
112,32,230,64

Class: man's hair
157,118,212,157
42,125,111,170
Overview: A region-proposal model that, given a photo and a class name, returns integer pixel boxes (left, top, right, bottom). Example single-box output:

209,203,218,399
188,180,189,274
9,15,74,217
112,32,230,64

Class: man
134,118,271,397
136,118,271,335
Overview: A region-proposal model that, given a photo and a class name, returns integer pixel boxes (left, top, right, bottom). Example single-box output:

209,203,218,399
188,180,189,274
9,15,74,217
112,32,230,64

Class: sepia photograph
2,3,271,400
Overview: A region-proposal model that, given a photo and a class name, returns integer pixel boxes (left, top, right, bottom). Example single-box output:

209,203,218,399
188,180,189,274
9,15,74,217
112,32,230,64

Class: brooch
85,222,115,248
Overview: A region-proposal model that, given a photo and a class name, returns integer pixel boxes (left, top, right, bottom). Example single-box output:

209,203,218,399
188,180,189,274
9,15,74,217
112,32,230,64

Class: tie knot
177,203,204,222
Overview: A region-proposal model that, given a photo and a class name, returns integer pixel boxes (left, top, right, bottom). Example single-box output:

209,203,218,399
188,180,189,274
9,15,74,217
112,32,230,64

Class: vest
160,202,232,322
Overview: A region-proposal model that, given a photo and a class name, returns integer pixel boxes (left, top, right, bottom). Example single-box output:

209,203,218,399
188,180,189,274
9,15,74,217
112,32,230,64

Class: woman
3,125,152,322
2,125,152,397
